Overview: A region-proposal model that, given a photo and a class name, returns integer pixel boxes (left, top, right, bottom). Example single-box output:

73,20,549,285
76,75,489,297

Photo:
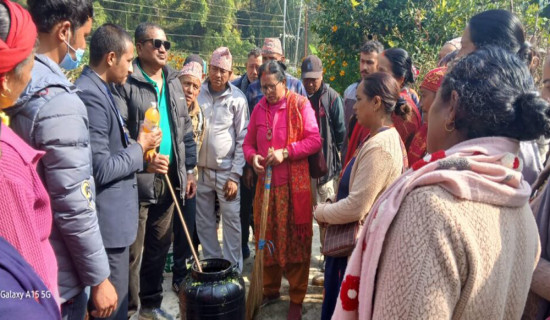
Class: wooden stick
164,174,203,273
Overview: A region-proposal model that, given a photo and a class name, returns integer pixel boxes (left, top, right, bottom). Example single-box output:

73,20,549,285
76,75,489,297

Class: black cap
301,55,323,79
184,54,204,67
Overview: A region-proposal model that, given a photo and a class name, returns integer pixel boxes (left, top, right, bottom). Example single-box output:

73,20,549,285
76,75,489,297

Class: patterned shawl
286,91,313,238
332,136,532,319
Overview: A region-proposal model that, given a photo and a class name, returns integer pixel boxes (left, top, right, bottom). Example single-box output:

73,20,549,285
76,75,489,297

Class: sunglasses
142,38,171,51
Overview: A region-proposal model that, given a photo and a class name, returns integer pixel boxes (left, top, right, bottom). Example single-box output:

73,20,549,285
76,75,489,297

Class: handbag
322,127,408,257
322,221,362,257
308,142,328,178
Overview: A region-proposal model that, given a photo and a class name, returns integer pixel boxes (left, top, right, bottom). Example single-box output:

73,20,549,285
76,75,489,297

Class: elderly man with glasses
114,22,197,320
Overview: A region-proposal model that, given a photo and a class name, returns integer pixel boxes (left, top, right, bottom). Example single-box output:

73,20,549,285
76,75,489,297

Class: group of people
1,1,550,320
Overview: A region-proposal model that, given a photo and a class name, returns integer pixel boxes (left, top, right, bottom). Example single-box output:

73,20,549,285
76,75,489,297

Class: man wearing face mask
6,0,118,319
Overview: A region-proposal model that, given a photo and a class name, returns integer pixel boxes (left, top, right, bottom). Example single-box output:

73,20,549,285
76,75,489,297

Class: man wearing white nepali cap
172,61,206,293
196,47,249,271
246,37,306,109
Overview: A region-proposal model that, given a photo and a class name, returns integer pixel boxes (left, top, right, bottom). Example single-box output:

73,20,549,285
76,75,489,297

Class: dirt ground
160,222,325,319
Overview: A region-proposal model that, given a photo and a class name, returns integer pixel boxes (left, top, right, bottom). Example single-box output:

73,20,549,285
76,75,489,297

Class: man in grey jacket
7,0,117,319
196,47,249,272
114,22,196,320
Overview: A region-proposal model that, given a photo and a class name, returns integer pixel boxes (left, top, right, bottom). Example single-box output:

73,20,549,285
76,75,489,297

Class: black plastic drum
179,258,245,320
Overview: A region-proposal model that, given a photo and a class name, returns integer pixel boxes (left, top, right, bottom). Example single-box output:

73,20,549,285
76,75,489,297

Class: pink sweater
243,95,321,186
0,124,58,300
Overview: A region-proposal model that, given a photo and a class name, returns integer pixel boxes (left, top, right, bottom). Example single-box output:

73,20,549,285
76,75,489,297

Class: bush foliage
311,0,550,94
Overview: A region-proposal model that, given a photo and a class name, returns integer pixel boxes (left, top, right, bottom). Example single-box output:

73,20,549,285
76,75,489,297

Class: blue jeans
62,288,89,320
321,256,348,320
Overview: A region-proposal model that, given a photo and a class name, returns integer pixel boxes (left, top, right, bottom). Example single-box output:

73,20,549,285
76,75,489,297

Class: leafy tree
311,0,550,93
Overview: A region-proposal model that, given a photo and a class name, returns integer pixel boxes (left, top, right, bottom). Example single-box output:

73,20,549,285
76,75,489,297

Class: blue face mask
60,39,84,70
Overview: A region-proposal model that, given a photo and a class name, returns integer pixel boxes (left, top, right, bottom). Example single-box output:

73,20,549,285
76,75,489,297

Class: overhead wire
99,0,283,23
99,6,283,29
95,0,296,61
98,0,283,17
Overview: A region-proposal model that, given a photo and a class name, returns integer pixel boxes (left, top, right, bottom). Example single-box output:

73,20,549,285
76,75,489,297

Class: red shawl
343,89,421,167
407,123,428,166
286,92,313,238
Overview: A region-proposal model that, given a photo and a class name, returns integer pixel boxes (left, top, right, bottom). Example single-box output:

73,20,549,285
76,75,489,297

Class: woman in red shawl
243,60,321,320
344,48,421,166
407,67,447,165
0,0,60,317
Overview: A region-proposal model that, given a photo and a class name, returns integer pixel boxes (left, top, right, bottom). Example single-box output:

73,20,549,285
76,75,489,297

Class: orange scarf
286,92,313,239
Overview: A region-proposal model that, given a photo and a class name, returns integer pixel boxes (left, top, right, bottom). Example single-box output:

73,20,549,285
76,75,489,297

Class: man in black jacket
115,22,196,320
76,24,161,320
301,55,346,286
301,55,346,203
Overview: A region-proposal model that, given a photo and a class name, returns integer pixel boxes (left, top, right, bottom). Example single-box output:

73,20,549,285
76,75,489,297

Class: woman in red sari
243,60,321,320
344,48,421,166
407,67,447,165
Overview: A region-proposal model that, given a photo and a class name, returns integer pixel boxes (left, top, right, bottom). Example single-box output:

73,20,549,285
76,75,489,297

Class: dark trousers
321,256,348,320
89,247,129,320
128,202,146,315
239,177,255,248
61,288,88,320
128,199,175,312
172,195,196,284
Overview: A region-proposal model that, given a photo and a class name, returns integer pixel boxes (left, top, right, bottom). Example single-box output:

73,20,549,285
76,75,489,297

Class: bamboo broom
164,174,202,273
246,163,273,320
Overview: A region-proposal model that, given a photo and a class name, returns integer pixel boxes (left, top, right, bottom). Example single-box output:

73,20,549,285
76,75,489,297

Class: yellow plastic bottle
0,111,9,126
143,102,160,161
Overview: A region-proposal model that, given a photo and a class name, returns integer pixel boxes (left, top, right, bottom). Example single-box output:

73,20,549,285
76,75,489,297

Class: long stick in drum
164,173,203,273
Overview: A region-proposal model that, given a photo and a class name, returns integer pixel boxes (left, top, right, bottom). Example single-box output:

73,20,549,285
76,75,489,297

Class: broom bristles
246,164,272,320
246,250,264,319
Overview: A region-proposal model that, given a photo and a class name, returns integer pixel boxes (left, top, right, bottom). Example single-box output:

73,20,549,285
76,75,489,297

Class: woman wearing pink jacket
0,0,59,309
243,60,321,320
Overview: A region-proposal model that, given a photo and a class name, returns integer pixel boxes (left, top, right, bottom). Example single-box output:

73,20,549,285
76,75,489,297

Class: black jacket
309,83,346,185
76,66,143,248
114,59,196,203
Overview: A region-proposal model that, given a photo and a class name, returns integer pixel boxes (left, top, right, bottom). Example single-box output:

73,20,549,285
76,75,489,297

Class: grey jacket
197,81,249,182
114,59,196,203
7,54,110,302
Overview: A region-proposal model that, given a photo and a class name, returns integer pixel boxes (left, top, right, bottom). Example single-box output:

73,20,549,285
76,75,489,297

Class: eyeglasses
261,81,281,93
142,38,171,51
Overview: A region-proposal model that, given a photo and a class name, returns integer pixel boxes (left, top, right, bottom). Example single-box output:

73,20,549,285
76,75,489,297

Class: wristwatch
282,148,289,160
186,169,194,175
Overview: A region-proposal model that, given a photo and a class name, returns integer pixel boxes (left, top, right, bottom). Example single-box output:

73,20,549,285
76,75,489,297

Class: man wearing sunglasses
114,22,196,320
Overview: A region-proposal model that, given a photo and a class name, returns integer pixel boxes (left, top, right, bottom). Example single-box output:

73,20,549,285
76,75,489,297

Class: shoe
172,279,183,294
311,273,324,286
260,292,281,307
287,302,302,320
138,307,175,320
242,244,251,260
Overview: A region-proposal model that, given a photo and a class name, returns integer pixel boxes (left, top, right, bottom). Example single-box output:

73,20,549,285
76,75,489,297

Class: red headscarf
408,67,448,165
420,67,447,93
0,0,37,75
